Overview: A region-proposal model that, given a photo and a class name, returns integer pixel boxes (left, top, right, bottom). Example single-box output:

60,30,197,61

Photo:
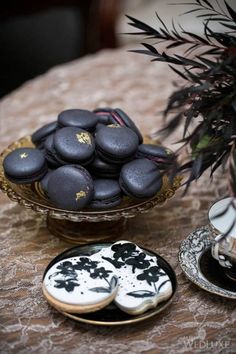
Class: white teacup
209,197,236,271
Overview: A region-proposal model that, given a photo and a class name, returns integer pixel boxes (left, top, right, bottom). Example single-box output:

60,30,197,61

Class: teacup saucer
179,226,236,299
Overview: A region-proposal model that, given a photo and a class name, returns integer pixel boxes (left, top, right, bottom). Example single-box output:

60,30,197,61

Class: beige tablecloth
0,47,235,354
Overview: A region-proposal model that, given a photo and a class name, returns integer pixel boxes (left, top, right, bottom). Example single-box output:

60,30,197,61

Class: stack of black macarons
3,108,175,211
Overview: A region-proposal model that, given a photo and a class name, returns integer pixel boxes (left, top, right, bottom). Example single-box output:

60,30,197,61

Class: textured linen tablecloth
0,47,235,354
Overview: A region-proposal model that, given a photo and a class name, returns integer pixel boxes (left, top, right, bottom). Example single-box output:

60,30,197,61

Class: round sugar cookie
43,256,118,313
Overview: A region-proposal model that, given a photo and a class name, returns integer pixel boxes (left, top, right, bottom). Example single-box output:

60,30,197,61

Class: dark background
0,1,120,98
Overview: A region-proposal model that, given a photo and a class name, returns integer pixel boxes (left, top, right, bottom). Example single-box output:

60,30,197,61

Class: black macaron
89,179,122,209
54,127,95,165
119,158,162,198
95,125,139,164
58,109,98,131
88,155,121,178
110,108,143,144
31,121,58,148
136,144,175,169
47,165,94,210
40,170,54,196
95,122,108,133
93,107,113,124
3,147,47,184
44,134,63,168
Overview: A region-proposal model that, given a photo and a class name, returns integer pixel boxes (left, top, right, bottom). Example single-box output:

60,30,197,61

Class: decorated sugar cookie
43,255,118,314
97,241,173,315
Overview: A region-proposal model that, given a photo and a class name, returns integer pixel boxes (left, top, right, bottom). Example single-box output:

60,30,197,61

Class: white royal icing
44,241,172,315
96,241,173,315
44,254,118,306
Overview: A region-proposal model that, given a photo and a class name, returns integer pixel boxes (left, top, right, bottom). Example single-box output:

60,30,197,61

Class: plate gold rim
60,297,175,326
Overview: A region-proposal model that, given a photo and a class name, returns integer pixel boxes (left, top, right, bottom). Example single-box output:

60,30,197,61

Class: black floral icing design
127,266,169,298
49,258,116,294
48,242,169,298
90,267,112,279
56,261,75,273
101,256,125,269
49,261,77,279
111,243,139,261
89,267,117,294
54,278,80,292
137,266,165,285
125,253,150,273
73,257,98,271
102,243,140,269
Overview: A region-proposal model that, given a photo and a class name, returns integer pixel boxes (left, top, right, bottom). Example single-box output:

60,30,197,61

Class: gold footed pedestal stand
47,217,127,244
0,136,182,245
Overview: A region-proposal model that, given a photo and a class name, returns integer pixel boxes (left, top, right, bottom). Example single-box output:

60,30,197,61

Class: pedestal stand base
47,216,127,244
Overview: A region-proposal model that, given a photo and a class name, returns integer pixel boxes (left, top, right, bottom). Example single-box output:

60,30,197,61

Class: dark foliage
127,0,236,195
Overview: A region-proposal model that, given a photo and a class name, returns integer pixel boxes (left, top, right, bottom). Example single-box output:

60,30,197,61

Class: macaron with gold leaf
53,127,95,166
3,147,47,184
46,165,94,210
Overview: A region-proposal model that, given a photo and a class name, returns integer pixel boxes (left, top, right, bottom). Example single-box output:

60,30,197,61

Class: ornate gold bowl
0,136,182,244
